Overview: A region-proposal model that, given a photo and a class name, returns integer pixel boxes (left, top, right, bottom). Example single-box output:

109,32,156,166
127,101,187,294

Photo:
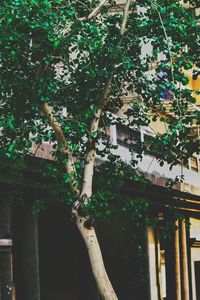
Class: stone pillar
15,201,40,300
147,226,159,300
0,201,13,300
174,219,181,300
156,232,164,300
165,216,182,300
180,219,189,300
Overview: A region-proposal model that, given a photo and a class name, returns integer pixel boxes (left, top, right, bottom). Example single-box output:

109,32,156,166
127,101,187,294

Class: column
174,219,181,300
180,219,189,300
165,216,181,300
14,201,40,300
156,232,164,300
0,201,13,300
147,226,159,300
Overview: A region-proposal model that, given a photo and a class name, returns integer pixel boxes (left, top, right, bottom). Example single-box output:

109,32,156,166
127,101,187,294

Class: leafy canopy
0,0,200,203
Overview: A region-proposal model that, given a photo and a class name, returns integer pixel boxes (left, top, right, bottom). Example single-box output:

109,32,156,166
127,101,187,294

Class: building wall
190,218,200,300
191,247,200,300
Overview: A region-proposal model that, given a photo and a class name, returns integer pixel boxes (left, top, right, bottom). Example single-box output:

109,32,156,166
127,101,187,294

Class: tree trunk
75,215,118,300
43,103,118,299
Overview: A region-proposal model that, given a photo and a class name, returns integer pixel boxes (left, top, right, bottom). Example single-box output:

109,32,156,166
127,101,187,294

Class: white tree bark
76,217,117,300
73,77,117,300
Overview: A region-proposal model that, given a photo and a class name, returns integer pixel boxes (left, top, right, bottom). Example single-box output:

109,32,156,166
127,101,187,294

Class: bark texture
77,219,117,300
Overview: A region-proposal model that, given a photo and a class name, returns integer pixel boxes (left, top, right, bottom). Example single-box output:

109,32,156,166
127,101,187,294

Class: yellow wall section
184,69,200,105
149,117,168,135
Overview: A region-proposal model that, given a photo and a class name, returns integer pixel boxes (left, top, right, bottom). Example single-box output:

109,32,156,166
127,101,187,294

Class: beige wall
191,247,200,300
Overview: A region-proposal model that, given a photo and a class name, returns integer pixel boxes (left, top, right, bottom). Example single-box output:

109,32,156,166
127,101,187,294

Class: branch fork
71,194,94,229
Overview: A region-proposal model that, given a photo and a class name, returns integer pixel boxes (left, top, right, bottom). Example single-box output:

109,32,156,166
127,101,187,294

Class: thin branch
151,1,182,117
61,0,109,37
151,2,174,84
76,0,90,11
61,21,76,37
33,143,40,157
87,0,108,20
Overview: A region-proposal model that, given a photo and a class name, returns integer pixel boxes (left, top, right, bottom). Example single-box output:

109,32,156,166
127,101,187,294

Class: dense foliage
0,0,199,220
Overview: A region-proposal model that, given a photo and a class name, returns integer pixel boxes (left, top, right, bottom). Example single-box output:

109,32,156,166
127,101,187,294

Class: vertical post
165,213,182,300
174,219,181,300
185,217,193,300
147,226,159,300
0,201,13,300
180,219,189,300
15,201,40,300
155,230,163,300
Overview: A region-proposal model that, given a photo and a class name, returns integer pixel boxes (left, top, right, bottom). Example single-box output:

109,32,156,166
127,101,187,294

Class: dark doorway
195,261,200,300
38,203,99,300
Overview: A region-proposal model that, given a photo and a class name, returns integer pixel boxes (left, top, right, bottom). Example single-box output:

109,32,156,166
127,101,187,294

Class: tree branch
120,0,132,36
80,0,132,198
87,0,108,20
36,0,132,199
42,103,80,196
33,62,79,194
61,0,109,37
81,78,112,197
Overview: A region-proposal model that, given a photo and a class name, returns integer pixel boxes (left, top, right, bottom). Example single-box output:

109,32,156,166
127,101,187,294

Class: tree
0,0,199,299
